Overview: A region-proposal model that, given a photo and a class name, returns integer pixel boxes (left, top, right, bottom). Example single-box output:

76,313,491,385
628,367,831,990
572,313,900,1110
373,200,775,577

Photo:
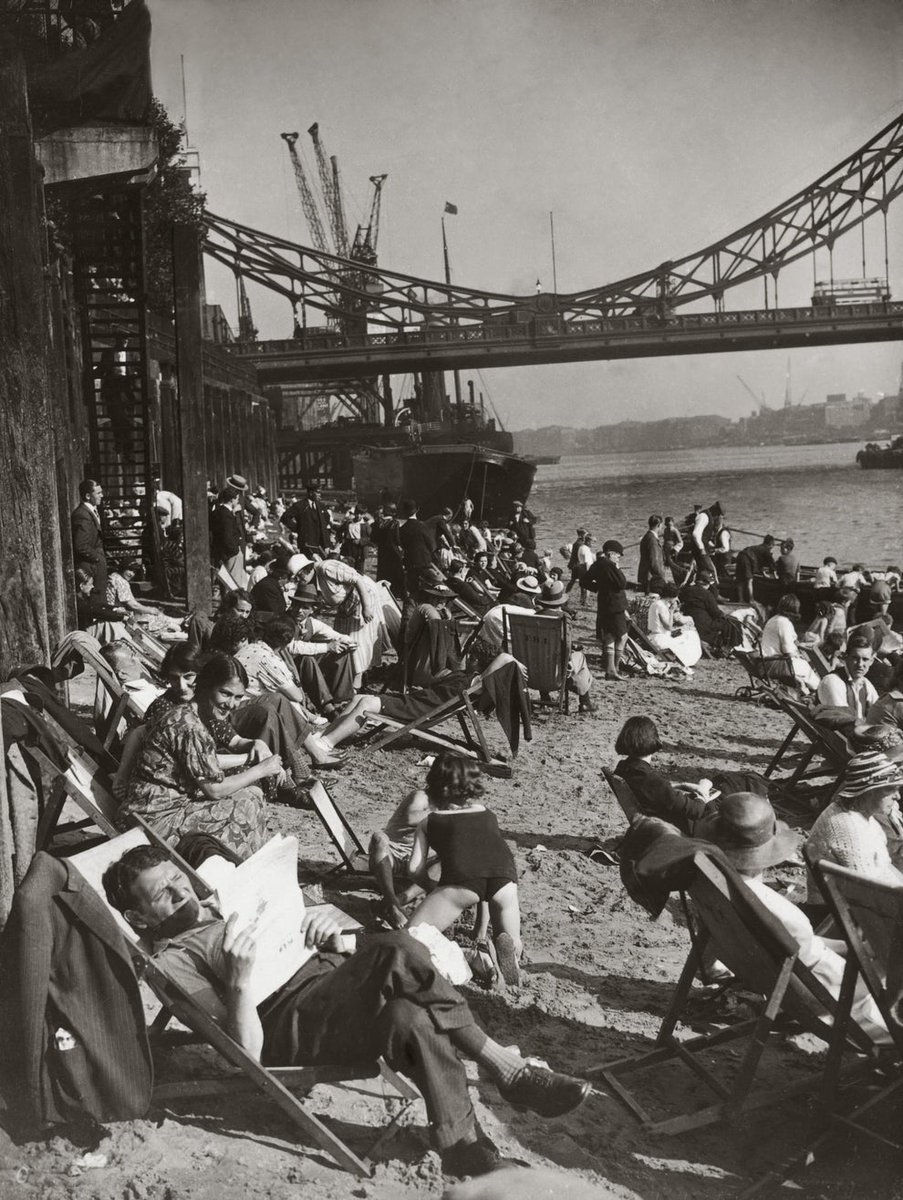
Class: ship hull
353,442,536,521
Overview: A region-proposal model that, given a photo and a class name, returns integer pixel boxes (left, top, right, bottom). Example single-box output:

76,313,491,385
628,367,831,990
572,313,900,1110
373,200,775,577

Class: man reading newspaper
103,838,590,1179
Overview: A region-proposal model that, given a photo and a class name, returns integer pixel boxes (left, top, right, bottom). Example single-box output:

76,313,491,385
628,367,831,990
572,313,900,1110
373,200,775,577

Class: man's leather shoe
497,1065,591,1118
441,1135,502,1178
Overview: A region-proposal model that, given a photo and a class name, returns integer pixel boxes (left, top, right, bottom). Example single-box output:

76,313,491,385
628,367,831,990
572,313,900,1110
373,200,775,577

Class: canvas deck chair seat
68,830,420,1178
376,580,402,651
586,850,879,1134
811,859,903,1149
764,695,853,788
502,608,569,713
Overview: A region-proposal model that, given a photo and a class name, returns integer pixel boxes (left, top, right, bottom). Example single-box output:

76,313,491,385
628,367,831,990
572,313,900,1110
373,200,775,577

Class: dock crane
280,131,329,253
351,174,388,266
736,375,768,412
308,122,349,257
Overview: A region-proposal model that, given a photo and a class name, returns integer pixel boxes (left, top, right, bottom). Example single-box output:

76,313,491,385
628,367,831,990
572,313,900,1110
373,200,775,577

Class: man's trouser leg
295,656,334,711
260,933,477,1151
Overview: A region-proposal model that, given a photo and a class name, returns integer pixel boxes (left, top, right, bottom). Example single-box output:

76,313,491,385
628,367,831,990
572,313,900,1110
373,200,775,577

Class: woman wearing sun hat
804,751,903,901
291,553,387,689
699,792,889,1043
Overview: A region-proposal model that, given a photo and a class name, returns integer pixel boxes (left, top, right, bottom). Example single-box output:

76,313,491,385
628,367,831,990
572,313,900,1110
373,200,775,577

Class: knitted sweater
805,802,903,900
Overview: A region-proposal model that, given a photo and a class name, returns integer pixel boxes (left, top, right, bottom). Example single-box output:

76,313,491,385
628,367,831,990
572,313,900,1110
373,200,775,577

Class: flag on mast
444,201,458,215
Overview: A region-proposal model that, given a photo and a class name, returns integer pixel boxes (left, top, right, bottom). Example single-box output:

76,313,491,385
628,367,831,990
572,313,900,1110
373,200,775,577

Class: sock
449,1026,524,1085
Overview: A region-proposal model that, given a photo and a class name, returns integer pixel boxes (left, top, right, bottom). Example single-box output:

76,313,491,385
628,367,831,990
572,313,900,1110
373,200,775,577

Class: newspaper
205,834,312,1006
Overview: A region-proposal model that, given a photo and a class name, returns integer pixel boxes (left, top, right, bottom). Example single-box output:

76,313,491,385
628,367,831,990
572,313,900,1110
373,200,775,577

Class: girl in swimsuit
408,752,522,986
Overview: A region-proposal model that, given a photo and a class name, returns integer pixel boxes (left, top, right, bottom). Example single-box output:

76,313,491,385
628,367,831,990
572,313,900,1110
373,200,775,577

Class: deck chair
764,695,853,787
366,683,514,778
502,609,569,713
586,850,879,1134
305,778,368,874
734,649,799,707
376,580,402,651
12,669,120,774
125,622,170,669
602,767,641,824
803,643,835,679
812,860,903,1148
51,632,148,750
68,830,420,1178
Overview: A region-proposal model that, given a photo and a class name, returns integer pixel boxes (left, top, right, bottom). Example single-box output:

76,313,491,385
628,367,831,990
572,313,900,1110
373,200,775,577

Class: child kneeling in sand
407,752,522,986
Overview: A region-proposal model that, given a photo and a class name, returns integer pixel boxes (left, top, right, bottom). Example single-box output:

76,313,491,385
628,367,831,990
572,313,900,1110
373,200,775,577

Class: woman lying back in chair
699,792,889,1044
117,654,286,858
614,716,717,836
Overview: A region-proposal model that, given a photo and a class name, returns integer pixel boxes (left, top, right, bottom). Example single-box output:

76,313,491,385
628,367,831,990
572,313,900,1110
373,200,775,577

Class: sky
148,0,903,431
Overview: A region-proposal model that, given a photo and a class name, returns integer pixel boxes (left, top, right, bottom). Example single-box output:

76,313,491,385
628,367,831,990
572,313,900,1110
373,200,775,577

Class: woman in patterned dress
117,654,284,857
295,555,387,688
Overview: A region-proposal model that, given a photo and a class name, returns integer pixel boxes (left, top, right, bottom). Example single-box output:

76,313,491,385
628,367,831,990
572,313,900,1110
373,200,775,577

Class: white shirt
760,614,800,658
647,598,675,636
816,671,878,719
813,565,838,589
577,543,595,570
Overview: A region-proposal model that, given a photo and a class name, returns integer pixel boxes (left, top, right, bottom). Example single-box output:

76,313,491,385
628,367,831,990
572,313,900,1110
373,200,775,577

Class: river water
529,442,902,578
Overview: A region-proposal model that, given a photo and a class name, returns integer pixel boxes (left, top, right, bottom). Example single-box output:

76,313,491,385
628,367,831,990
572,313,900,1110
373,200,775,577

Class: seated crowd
5,479,903,1186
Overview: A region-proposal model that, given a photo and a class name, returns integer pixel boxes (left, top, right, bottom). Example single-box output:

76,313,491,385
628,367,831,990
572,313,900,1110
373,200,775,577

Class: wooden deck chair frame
765,695,852,787
125,623,169,669
586,850,877,1134
68,829,420,1178
804,643,835,679
733,649,799,708
51,636,147,751
366,684,513,778
502,608,569,713
27,743,122,851
811,859,903,1149
627,615,683,666
305,777,368,873
12,673,120,775
602,767,640,824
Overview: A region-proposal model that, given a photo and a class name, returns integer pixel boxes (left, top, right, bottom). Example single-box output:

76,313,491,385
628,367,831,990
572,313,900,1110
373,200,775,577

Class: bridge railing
240,300,902,357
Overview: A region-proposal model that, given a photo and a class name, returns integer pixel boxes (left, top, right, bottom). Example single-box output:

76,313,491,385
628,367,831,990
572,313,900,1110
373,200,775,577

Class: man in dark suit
210,486,247,586
637,515,666,593
281,483,330,555
396,499,436,599
71,479,108,596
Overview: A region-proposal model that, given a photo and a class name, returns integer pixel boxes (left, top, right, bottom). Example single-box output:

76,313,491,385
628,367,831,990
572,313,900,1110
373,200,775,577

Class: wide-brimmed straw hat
538,580,568,608
226,474,249,492
696,792,800,872
514,575,541,597
835,751,903,802
286,553,312,576
851,724,903,762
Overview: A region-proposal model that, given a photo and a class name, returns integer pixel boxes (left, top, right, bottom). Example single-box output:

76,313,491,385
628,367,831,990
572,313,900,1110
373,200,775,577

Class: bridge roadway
235,302,903,383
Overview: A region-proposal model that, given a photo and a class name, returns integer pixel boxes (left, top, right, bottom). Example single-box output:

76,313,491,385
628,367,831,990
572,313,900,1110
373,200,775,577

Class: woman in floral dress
118,654,284,857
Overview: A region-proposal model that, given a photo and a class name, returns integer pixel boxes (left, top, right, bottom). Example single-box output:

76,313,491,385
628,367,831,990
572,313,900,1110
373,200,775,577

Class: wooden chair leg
35,778,68,851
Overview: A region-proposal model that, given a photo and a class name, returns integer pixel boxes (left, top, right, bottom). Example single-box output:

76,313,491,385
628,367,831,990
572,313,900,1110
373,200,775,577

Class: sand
0,604,895,1200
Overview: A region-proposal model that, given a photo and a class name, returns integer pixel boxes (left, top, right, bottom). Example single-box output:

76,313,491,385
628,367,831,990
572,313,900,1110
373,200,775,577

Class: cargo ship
278,373,538,520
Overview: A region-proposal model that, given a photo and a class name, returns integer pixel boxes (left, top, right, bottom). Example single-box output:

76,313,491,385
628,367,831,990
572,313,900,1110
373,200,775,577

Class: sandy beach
0,603,894,1200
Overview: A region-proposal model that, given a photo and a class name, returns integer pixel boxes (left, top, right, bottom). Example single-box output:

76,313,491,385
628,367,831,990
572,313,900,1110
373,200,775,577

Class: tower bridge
203,108,903,382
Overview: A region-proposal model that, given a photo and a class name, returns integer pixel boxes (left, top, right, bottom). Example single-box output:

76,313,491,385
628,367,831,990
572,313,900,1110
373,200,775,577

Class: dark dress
584,558,628,639
680,583,744,650
425,808,517,901
615,757,707,836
